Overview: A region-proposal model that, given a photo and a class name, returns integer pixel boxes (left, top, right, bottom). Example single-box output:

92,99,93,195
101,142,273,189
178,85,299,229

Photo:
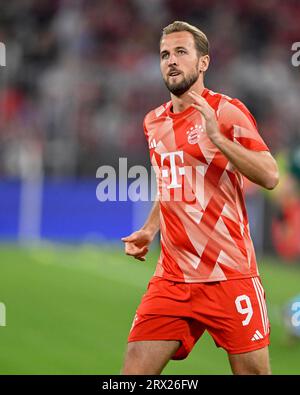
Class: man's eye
178,50,186,55
161,53,169,59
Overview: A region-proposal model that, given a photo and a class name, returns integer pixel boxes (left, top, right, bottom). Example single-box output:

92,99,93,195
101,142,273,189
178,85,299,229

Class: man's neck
170,82,205,114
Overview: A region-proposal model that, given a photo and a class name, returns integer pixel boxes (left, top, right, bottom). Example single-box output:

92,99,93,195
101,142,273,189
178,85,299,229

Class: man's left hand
188,90,224,145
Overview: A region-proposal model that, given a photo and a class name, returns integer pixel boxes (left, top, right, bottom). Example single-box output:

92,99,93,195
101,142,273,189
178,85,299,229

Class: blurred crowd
0,0,299,178
0,0,300,258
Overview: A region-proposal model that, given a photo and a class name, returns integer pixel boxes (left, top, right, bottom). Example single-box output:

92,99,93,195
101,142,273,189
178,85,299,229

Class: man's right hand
121,229,154,261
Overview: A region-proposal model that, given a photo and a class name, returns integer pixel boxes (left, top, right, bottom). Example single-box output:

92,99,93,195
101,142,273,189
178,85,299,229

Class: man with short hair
121,21,279,375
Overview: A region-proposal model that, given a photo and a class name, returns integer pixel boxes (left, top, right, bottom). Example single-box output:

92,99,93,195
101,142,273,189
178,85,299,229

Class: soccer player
121,21,279,375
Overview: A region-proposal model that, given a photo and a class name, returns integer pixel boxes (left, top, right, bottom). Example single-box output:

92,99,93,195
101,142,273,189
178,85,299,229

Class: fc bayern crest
186,124,204,144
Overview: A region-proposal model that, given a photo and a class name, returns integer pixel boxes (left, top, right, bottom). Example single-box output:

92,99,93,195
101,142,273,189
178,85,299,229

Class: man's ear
199,55,210,73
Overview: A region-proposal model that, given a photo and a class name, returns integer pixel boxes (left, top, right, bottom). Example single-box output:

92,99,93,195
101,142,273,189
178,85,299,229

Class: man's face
160,31,202,97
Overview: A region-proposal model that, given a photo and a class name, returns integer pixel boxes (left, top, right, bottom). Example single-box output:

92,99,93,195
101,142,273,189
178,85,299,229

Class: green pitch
0,244,299,375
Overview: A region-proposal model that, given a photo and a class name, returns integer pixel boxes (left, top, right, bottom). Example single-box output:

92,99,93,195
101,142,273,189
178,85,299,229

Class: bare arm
211,137,279,190
141,199,160,236
188,91,279,190
121,199,160,261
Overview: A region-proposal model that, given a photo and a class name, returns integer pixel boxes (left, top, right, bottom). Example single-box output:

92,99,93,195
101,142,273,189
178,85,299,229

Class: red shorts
128,276,270,359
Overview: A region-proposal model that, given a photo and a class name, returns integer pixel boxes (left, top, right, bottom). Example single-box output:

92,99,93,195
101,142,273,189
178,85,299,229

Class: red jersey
144,88,269,283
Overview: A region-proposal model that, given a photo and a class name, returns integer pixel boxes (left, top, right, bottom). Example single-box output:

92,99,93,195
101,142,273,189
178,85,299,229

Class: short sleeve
143,116,149,143
218,98,269,152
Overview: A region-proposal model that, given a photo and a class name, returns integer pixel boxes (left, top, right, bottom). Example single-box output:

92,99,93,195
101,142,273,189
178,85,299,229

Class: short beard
164,66,200,97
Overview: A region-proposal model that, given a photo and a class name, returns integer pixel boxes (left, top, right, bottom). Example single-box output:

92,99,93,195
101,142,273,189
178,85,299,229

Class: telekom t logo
161,151,185,189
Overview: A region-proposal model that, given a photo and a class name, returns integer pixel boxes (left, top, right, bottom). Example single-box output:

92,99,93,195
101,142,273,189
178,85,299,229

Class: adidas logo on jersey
149,139,157,149
186,124,204,145
251,329,264,341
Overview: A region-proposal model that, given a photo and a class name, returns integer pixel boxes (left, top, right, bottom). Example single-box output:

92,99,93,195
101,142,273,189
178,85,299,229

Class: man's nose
167,53,177,66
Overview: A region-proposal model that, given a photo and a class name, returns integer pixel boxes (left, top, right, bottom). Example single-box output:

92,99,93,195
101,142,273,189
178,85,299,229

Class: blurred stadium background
0,0,300,374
